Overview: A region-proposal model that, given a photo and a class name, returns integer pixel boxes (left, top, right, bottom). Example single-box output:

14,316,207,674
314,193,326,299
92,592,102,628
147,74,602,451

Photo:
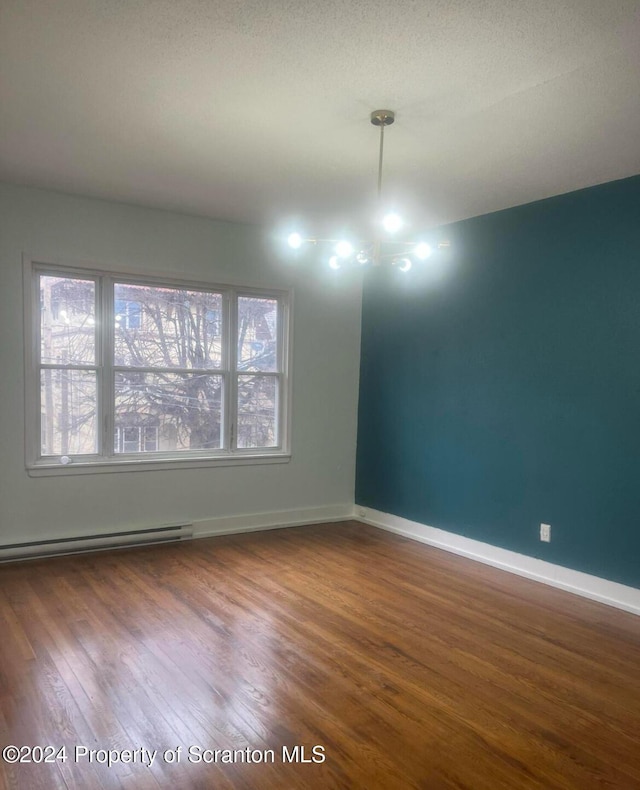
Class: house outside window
25,260,291,474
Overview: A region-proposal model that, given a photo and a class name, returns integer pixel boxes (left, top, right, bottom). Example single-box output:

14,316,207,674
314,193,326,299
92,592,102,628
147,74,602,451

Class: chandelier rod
377,120,385,200
370,109,395,201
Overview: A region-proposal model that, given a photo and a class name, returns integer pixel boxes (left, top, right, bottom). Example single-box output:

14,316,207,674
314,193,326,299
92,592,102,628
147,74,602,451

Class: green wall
356,175,640,588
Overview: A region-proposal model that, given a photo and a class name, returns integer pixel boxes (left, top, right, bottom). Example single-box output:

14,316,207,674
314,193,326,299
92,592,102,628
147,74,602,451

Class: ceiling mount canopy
369,109,395,126
284,109,449,273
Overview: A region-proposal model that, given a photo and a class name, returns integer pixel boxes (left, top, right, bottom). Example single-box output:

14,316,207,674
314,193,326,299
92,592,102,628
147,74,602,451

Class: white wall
0,183,361,542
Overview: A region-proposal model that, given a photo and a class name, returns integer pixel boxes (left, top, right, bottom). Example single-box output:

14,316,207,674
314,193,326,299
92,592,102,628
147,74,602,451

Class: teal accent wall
356,175,640,589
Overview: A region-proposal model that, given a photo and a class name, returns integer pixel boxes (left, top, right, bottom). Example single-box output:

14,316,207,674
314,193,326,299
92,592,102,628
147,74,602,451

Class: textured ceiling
1,0,639,231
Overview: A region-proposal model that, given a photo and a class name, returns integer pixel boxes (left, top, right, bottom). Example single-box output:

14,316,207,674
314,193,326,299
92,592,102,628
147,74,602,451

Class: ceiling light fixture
285,110,450,272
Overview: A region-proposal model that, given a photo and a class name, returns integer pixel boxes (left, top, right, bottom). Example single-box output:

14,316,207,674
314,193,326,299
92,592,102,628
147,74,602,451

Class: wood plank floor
1,521,639,789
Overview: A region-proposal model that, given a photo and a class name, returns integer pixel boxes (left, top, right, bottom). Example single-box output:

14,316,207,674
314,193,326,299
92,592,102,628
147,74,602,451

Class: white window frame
24,257,292,476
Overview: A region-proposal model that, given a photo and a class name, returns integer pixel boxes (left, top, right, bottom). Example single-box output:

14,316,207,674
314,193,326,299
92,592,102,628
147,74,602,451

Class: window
114,298,141,329
114,426,159,453
26,261,291,473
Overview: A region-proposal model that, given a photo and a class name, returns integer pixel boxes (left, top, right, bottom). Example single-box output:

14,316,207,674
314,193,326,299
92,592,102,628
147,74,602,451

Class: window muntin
30,264,289,469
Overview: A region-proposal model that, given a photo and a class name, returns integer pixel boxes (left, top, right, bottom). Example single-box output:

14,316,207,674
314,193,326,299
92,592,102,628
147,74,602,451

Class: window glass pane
143,426,159,452
237,297,278,372
40,369,97,456
40,276,96,365
123,426,140,453
114,372,223,452
114,284,222,369
237,375,278,448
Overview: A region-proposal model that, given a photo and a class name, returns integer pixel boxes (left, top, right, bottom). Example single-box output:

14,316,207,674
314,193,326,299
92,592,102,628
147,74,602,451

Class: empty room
1,1,640,788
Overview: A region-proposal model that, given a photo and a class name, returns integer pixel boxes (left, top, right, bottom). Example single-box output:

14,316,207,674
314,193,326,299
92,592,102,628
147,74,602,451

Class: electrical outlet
357,507,366,518
540,523,551,542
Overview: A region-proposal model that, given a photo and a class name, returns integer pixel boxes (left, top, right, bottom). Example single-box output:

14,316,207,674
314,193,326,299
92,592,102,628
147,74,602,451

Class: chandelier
285,110,449,272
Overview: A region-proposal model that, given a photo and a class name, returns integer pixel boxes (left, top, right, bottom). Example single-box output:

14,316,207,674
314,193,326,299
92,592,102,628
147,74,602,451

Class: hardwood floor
1,521,639,789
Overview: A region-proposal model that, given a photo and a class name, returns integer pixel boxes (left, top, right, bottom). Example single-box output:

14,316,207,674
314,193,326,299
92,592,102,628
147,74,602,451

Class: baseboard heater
0,523,194,562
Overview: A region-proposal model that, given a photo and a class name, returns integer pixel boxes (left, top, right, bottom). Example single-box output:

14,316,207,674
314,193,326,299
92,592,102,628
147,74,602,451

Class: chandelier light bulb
328,255,341,270
287,232,303,249
398,258,412,272
414,242,432,260
335,240,354,259
382,212,403,234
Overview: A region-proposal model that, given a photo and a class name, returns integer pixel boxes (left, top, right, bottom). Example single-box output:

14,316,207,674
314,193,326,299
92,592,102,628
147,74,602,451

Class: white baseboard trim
356,506,640,616
194,504,354,539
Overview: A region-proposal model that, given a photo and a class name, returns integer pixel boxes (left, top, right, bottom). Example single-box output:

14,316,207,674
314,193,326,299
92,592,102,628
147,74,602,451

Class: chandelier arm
302,237,377,245
378,251,413,261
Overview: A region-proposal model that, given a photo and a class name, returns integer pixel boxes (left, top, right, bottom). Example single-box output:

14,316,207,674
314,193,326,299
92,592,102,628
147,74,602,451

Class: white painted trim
194,504,354,538
356,506,640,617
27,453,291,476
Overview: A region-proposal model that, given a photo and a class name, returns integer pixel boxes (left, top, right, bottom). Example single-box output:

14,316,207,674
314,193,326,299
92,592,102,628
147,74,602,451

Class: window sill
27,452,291,477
